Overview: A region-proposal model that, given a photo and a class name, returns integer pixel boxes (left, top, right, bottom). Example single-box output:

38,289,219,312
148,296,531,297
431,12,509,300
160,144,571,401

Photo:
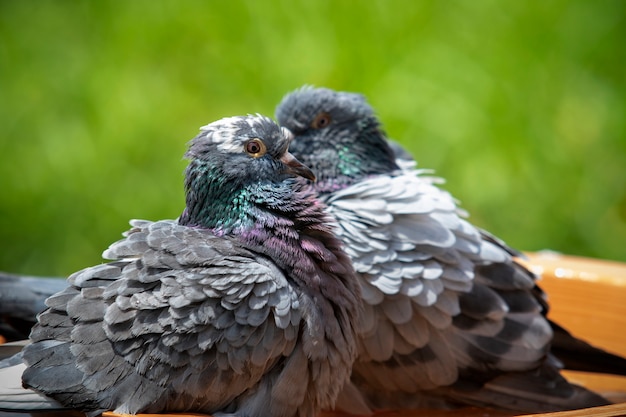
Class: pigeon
275,86,623,413
0,273,67,342
0,114,362,417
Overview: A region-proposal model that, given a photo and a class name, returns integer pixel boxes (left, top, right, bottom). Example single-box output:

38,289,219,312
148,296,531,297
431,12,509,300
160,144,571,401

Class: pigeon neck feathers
178,115,358,304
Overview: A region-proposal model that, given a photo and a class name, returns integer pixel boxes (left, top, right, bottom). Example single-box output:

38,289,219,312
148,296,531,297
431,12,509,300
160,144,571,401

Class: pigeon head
276,86,399,193
179,114,315,230
185,114,314,185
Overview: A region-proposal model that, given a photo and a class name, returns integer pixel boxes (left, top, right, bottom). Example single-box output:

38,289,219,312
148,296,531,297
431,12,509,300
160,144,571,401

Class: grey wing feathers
16,219,302,415
328,171,607,411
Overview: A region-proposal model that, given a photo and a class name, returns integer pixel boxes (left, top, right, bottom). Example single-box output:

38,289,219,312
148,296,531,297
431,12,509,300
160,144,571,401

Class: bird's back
327,169,608,412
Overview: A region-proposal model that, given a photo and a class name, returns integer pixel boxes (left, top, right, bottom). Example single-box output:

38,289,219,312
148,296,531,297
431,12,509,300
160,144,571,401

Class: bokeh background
1,0,624,277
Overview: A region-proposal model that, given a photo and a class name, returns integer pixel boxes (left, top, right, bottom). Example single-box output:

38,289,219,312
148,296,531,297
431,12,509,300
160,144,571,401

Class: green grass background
1,0,624,276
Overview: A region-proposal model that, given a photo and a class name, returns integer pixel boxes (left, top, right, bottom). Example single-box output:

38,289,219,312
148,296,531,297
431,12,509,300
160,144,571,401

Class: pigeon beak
281,151,316,181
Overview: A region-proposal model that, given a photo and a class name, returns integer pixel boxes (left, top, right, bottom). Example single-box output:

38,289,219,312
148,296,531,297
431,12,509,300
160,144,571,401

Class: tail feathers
550,320,626,376
0,363,67,412
0,273,68,319
443,363,609,413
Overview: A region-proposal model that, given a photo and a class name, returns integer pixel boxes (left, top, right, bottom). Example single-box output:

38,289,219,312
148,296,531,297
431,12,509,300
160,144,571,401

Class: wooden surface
523,252,626,361
4,252,626,417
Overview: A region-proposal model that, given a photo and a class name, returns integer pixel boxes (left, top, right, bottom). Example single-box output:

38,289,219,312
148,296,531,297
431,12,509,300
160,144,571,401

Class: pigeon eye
311,112,331,129
244,138,267,158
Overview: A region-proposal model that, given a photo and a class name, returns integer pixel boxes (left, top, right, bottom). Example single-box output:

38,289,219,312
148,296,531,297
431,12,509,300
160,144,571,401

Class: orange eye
245,139,267,158
311,112,331,129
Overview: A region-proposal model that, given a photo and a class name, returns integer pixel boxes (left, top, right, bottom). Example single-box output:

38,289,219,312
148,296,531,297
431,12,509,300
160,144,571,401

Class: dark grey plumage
0,115,361,417
276,86,616,413
0,273,67,342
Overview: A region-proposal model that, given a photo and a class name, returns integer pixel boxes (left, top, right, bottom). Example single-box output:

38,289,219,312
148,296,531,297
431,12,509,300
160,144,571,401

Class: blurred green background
0,0,624,277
